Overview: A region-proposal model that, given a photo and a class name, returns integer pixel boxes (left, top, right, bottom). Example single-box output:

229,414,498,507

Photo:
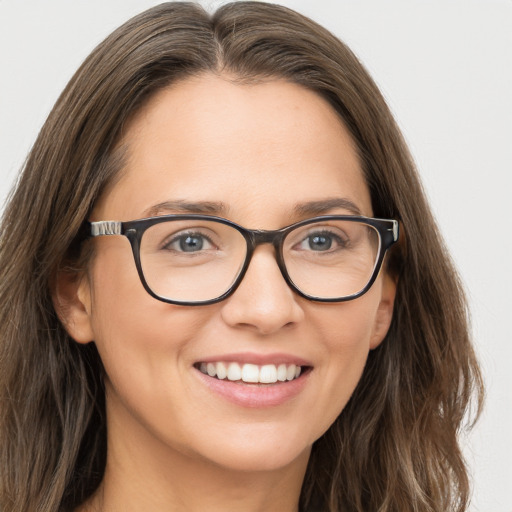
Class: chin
181,422,315,473
203,442,311,473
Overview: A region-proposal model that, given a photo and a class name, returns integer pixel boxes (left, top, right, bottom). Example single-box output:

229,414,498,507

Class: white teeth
277,364,287,382
198,362,304,384
216,362,227,380
242,363,259,383
260,364,277,383
206,363,216,377
227,362,241,381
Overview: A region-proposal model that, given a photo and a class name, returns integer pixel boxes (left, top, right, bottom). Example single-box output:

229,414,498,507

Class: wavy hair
0,2,483,511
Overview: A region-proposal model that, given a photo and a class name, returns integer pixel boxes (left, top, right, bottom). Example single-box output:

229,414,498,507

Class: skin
56,74,396,512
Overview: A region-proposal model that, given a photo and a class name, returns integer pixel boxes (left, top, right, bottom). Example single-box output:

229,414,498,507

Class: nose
220,246,305,335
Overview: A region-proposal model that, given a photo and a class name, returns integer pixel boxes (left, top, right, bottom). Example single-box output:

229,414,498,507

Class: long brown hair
0,3,483,511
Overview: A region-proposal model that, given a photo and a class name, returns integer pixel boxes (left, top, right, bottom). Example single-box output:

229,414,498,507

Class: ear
369,271,397,350
52,268,95,344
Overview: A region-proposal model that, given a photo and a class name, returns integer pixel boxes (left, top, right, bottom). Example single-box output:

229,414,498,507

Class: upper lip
195,352,312,367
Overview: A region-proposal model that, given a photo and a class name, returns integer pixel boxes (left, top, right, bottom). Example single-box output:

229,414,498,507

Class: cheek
89,239,206,339
87,244,212,391
87,257,222,458
306,292,380,428
310,288,380,354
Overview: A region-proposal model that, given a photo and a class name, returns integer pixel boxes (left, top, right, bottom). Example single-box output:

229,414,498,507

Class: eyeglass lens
139,218,381,302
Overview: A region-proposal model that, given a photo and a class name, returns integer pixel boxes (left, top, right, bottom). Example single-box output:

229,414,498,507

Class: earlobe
369,272,397,350
52,268,95,344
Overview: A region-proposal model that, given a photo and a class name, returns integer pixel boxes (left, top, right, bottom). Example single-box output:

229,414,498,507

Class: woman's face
63,74,396,474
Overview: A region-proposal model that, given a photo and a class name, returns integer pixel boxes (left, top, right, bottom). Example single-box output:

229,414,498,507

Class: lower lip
194,368,310,408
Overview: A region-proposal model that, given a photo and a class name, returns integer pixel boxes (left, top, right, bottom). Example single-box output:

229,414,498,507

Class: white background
0,1,510,510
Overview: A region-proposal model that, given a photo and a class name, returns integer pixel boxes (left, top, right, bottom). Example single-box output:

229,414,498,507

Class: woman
0,2,483,511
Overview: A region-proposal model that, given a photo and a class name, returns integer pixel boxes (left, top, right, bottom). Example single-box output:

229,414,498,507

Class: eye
296,230,347,252
163,232,216,253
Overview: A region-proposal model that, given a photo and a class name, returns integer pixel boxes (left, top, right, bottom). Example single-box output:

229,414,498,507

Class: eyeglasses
88,214,399,305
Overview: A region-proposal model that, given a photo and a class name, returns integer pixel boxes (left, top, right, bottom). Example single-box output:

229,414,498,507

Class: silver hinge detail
90,221,122,236
392,220,399,242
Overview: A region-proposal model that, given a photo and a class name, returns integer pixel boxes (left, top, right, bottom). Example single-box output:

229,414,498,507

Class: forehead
93,74,372,225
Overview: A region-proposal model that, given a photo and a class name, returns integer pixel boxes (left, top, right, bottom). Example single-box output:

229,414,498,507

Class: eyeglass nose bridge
241,228,290,284
244,228,290,263
248,228,285,246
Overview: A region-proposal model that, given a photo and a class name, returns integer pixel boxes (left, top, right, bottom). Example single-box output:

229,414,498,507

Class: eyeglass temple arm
89,221,122,237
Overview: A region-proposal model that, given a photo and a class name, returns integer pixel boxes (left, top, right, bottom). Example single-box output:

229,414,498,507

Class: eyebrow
143,197,362,219
143,200,229,217
293,198,363,217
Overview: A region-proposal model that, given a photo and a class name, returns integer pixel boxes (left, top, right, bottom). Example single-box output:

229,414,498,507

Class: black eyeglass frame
88,214,399,306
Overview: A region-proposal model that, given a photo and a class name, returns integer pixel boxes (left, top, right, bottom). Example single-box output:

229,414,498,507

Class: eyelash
162,231,217,252
295,229,348,252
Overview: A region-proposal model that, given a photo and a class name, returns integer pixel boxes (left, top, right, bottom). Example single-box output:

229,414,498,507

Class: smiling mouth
195,362,307,384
